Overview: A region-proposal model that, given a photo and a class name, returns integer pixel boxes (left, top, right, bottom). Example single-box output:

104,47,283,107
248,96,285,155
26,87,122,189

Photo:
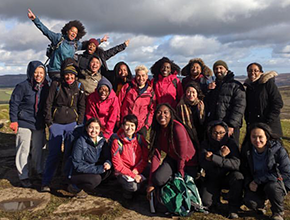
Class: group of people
7,9,290,220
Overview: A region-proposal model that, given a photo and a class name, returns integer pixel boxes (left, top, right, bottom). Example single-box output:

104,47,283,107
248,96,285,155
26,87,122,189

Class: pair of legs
244,181,287,216
15,127,46,180
42,122,76,187
200,171,244,212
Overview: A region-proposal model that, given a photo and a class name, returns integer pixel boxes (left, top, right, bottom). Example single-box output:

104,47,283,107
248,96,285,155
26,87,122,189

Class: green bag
161,173,204,216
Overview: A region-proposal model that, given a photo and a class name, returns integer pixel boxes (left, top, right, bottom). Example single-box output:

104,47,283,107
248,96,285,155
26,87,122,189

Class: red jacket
152,72,183,109
118,79,155,131
149,120,197,183
111,130,149,178
86,89,119,139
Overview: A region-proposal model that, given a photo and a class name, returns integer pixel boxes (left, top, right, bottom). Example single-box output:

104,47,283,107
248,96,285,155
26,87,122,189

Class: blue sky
0,0,290,76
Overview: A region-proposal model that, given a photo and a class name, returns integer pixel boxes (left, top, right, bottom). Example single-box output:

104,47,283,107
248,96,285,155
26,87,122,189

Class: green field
0,88,13,104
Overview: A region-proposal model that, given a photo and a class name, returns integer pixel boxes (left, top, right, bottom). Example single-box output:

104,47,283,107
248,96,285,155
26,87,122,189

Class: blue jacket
241,140,290,191
9,61,49,130
72,133,112,174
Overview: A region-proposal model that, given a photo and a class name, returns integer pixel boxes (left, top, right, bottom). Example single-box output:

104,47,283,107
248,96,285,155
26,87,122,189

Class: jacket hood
26,61,46,81
96,77,113,93
206,120,229,147
244,71,278,86
113,61,133,80
181,58,213,77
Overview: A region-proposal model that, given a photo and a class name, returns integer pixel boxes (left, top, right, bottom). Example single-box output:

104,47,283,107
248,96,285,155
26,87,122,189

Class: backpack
153,78,178,101
113,133,145,156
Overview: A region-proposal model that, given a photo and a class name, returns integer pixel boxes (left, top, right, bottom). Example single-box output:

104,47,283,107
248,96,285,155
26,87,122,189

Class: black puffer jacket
206,71,246,128
244,71,283,137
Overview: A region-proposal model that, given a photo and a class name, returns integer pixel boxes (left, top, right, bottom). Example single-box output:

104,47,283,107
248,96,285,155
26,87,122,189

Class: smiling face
90,57,101,74
118,64,128,80
87,42,97,55
214,65,228,80
122,121,136,139
160,62,171,77
98,85,110,101
185,86,198,102
86,121,101,141
211,125,226,141
135,70,148,88
67,26,78,41
156,105,171,128
64,73,76,85
190,63,202,78
250,128,267,153
34,67,45,83
247,64,263,82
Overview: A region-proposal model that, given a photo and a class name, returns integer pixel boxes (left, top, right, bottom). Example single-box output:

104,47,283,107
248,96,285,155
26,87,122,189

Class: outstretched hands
101,34,109,43
27,9,36,20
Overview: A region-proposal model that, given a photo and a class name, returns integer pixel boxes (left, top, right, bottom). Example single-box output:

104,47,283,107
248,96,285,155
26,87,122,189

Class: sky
1,0,290,76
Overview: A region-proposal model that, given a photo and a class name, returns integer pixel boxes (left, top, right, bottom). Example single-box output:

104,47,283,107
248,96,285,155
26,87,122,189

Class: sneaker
257,208,267,215
40,185,51,192
20,179,32,188
271,213,284,220
76,190,88,199
67,184,88,199
228,212,239,219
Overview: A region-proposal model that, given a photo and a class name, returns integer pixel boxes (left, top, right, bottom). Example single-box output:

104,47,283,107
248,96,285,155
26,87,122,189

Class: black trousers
244,181,287,214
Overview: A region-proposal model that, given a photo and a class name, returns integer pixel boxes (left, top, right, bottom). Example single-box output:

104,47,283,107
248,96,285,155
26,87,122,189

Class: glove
10,122,18,134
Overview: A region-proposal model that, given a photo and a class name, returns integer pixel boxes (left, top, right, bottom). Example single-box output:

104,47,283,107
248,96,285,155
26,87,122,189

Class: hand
124,39,130,47
228,127,234,136
9,122,18,134
134,174,142,183
208,82,216,90
249,180,258,192
205,151,213,161
103,162,111,171
132,169,138,175
101,34,109,42
27,9,36,20
220,145,230,157
146,186,155,200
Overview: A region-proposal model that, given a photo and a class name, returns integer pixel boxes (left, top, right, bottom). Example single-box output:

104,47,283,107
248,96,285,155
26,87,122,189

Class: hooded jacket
118,79,155,131
152,72,183,109
86,77,120,139
102,61,133,95
205,71,246,128
199,121,241,178
111,130,149,178
244,71,283,137
72,130,111,174
9,61,49,130
44,60,86,126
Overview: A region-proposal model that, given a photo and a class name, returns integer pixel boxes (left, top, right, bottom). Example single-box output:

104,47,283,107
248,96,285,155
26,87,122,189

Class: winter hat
88,38,99,47
213,60,228,70
63,65,78,75
97,77,112,93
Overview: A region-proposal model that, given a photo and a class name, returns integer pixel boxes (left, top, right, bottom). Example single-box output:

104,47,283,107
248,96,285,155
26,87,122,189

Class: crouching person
199,121,244,219
67,117,112,198
241,123,290,220
111,114,149,199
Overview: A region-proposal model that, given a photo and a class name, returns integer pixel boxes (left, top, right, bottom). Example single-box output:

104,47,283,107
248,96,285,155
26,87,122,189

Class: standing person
241,123,290,220
205,60,246,145
77,38,130,73
67,118,112,198
42,58,86,192
111,114,149,199
244,63,283,138
150,57,183,109
176,81,205,143
118,65,155,137
199,121,243,219
9,61,49,187
27,8,107,80
146,104,198,204
103,61,133,96
181,58,215,95
86,77,120,141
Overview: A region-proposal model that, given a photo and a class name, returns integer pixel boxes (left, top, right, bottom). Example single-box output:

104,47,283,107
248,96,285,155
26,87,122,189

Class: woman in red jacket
146,103,198,199
86,77,120,141
150,57,183,109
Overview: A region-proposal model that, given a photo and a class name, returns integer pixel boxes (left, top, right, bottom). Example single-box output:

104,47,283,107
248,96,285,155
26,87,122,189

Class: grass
0,88,13,104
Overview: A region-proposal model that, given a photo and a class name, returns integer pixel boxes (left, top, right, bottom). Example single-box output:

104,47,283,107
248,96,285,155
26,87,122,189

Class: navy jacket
9,61,49,130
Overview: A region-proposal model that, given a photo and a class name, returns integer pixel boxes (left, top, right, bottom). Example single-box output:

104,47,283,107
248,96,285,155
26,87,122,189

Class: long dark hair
150,57,180,81
61,20,86,41
149,103,199,159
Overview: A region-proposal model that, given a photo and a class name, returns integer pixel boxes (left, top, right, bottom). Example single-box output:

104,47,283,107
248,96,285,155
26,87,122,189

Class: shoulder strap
113,139,124,156
172,78,178,100
144,90,155,126
55,82,61,99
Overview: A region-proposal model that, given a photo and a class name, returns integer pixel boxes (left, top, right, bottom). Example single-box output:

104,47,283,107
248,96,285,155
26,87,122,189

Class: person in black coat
244,62,283,138
205,60,246,145
199,120,244,219
241,123,290,220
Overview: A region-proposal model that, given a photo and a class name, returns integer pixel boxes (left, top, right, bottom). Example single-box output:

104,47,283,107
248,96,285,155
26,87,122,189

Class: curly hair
149,103,199,159
61,20,86,40
150,57,180,81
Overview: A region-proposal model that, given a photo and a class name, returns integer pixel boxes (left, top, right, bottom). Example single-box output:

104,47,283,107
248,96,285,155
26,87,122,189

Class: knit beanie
213,60,228,70
63,65,78,75
88,38,99,47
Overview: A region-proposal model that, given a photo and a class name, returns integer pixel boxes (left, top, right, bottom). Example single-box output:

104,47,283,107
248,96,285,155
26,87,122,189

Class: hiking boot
257,208,266,215
271,213,284,220
40,185,50,192
67,184,88,199
228,212,239,219
75,190,88,199
20,179,32,188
